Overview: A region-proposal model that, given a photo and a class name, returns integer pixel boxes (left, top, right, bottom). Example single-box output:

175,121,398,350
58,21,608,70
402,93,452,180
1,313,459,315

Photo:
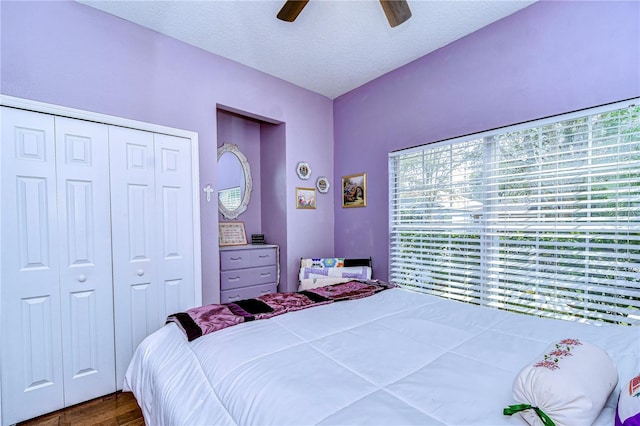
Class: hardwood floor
18,392,144,426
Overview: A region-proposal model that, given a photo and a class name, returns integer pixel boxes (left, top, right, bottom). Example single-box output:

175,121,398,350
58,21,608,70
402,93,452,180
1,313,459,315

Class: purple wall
217,110,263,238
260,122,291,291
4,0,637,297
333,0,640,281
1,0,335,303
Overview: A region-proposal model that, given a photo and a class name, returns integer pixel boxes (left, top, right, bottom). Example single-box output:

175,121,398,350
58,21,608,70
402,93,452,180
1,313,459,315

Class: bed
123,283,640,425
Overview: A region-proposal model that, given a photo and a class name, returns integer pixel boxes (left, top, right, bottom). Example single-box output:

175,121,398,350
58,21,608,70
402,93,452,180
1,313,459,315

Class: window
389,100,640,324
218,186,242,210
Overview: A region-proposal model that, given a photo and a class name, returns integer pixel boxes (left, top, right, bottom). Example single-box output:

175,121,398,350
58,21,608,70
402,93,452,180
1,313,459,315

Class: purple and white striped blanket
167,280,394,341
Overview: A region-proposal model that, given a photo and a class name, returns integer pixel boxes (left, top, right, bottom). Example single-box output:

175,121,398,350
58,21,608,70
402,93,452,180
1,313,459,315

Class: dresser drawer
250,247,277,267
220,265,277,290
220,283,277,304
220,247,277,270
220,250,252,270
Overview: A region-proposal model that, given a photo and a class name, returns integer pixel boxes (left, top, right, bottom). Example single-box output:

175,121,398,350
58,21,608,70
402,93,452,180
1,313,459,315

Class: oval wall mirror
217,143,253,219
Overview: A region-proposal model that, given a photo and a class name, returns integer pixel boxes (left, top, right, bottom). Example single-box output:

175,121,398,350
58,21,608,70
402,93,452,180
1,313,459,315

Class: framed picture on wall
219,221,248,246
296,187,316,209
342,172,366,208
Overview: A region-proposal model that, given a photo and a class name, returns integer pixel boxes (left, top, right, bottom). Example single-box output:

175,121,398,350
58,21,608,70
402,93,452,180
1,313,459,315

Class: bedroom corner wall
333,0,640,281
0,0,335,302
260,122,290,291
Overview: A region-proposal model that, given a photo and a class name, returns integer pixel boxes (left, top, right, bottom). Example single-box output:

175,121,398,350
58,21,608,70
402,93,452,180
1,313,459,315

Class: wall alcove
215,107,290,293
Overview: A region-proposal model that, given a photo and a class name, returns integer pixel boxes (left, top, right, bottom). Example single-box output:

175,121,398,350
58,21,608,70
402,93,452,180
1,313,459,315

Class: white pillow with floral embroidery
506,339,618,426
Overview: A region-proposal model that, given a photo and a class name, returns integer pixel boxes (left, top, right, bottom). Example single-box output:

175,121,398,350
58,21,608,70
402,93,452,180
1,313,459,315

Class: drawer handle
228,295,241,301
230,257,243,261
228,276,241,281
260,272,271,277
258,255,270,258
260,290,271,295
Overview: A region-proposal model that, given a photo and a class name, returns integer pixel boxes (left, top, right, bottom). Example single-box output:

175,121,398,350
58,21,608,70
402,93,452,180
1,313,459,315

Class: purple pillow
616,374,640,426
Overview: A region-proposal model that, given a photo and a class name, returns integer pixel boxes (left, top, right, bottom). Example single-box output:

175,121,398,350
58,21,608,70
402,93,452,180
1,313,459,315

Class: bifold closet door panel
110,128,197,387
109,125,160,388
1,107,65,424
1,104,199,424
154,133,195,321
55,117,116,406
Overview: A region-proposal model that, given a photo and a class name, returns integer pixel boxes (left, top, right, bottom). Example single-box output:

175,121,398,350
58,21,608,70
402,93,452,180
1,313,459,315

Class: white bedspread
124,288,640,425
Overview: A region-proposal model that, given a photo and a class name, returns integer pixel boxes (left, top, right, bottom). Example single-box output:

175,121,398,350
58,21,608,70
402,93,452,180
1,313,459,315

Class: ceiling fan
277,0,412,28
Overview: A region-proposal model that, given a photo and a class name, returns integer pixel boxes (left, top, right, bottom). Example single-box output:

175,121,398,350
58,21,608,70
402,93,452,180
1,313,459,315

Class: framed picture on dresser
219,221,247,246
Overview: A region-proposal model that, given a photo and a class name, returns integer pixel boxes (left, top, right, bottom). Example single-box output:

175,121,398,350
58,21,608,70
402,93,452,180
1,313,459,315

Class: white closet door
0,107,64,424
109,126,159,388
55,117,116,406
154,134,195,321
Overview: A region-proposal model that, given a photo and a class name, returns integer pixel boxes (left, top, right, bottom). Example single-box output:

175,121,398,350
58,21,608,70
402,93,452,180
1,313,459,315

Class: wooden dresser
219,244,279,303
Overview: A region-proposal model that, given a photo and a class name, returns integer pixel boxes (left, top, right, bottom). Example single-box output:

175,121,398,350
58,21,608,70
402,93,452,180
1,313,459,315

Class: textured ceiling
80,0,536,99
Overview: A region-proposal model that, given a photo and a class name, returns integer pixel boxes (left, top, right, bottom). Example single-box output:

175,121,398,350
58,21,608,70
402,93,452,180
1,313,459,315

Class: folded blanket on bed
167,280,395,341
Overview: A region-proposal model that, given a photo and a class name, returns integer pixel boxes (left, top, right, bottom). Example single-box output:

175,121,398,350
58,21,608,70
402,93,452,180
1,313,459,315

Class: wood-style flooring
17,392,144,426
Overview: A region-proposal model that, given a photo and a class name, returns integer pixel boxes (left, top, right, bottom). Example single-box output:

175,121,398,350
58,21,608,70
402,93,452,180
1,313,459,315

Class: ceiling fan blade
277,0,310,22
379,0,412,28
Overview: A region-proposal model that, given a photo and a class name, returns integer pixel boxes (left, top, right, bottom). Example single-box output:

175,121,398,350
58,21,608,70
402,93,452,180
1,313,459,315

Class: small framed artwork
342,172,367,208
218,221,248,246
296,187,316,209
296,161,311,180
316,176,330,193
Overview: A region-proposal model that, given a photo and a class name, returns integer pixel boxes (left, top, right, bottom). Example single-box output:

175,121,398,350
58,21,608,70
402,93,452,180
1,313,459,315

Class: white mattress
124,288,640,425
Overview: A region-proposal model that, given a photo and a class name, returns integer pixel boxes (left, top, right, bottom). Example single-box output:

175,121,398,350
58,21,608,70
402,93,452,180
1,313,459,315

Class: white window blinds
389,100,640,324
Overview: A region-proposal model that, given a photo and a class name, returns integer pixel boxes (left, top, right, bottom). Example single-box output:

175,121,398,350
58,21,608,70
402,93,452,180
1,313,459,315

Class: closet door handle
78,274,87,283
137,269,145,277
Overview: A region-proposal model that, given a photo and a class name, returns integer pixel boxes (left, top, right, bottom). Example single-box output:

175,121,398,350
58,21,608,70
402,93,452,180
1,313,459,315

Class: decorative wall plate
296,161,311,180
316,176,330,193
